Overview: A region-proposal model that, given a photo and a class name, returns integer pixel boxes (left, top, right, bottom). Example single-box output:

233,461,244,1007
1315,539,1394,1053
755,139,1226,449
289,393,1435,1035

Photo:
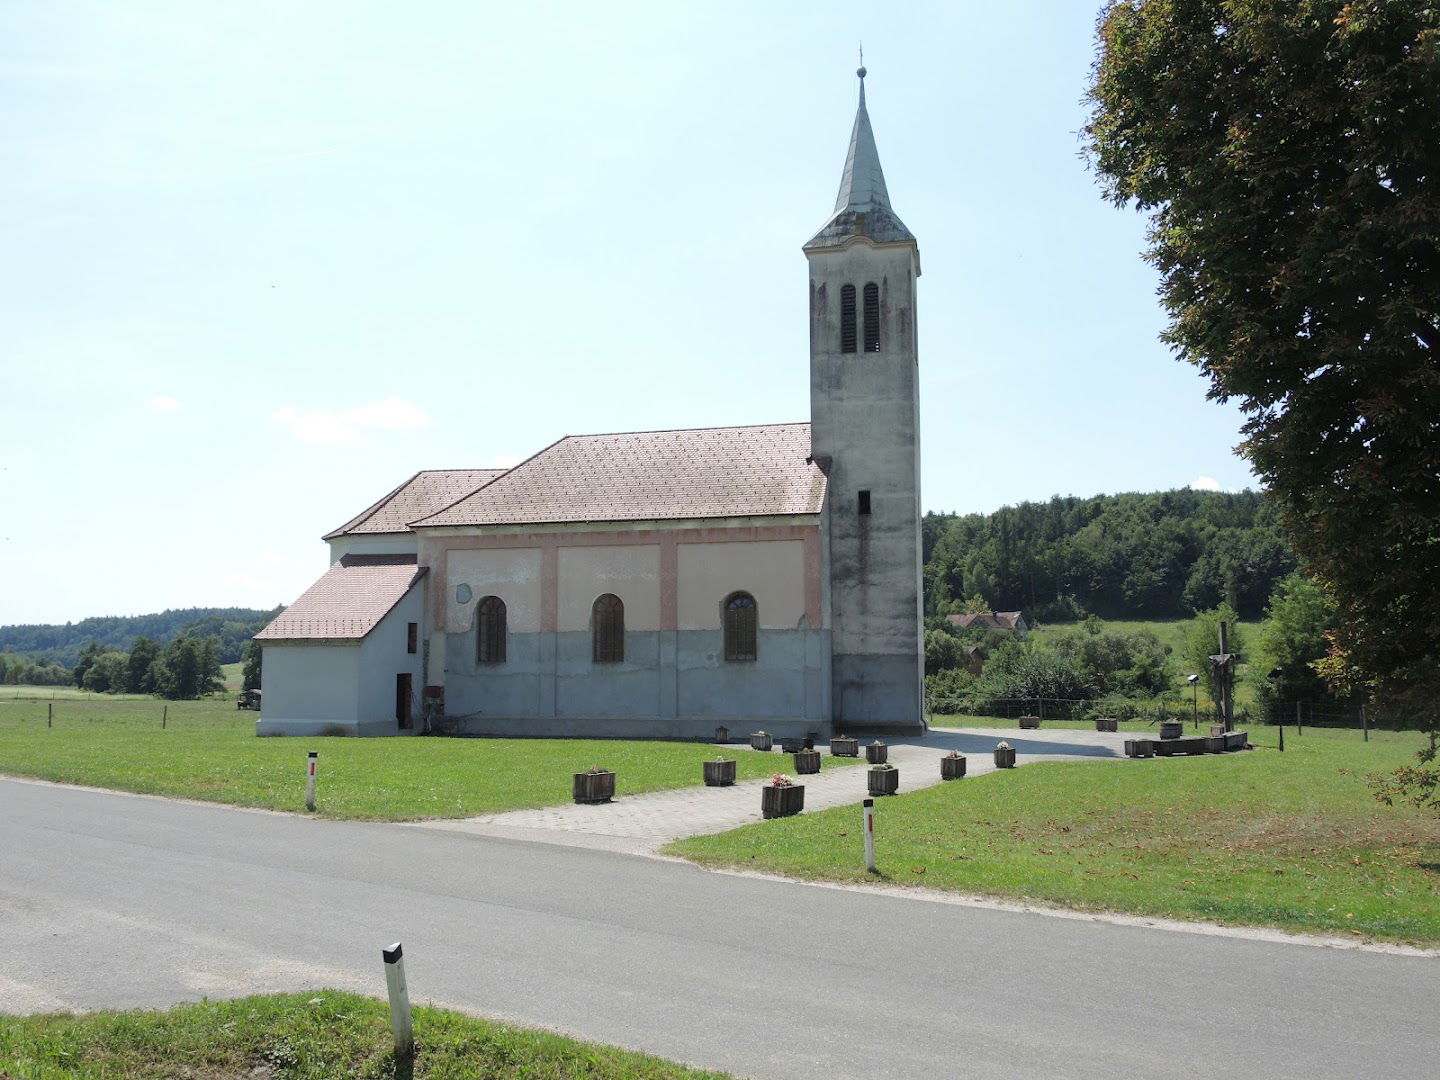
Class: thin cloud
272,395,432,444
1191,475,1222,491
150,395,183,413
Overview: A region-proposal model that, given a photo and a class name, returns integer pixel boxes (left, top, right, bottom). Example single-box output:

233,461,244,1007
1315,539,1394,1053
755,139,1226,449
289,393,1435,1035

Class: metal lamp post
1187,674,1199,729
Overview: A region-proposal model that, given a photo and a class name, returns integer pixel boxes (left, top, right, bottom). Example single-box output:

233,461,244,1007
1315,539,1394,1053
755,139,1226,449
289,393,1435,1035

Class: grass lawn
668,726,1440,947
0,691,859,820
0,990,729,1079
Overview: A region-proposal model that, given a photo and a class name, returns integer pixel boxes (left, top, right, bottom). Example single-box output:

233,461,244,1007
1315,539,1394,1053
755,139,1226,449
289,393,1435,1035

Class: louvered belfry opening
840,283,857,353
593,593,625,663
476,595,507,663
723,592,758,661
863,282,880,352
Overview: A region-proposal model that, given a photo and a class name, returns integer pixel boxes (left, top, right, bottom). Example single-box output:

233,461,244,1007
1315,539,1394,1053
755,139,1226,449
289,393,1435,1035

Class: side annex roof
256,555,427,642
322,468,508,540
412,422,826,529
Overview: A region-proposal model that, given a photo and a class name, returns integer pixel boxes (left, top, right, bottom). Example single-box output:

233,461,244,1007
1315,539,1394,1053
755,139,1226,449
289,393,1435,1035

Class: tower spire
804,64,915,251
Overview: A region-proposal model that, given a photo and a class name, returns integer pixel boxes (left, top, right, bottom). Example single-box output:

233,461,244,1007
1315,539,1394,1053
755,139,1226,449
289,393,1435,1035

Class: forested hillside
923,490,1295,622
0,608,282,668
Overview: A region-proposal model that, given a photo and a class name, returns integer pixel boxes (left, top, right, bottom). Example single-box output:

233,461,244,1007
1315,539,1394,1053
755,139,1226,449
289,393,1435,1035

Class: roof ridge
322,470,423,541
560,420,810,440
410,434,571,528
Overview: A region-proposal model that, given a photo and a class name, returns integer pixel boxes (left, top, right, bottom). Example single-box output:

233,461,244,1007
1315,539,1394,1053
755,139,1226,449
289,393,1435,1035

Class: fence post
47,702,52,729
162,704,167,730
1361,704,1368,743
382,943,414,1059
863,798,876,873
304,751,317,811
1295,700,1302,737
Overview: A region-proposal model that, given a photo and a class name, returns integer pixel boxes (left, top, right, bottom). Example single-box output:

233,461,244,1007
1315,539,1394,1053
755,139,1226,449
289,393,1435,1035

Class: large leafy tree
1087,0,1440,803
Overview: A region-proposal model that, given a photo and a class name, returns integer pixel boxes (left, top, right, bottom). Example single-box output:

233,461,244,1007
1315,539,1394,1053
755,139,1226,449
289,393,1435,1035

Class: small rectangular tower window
863,282,881,352
858,490,872,515
840,284,857,353
407,623,418,654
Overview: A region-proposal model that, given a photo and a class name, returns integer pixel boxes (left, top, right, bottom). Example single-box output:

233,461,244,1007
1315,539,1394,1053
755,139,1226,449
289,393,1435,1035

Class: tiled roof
414,422,825,529
323,469,507,539
255,555,426,642
946,611,1026,631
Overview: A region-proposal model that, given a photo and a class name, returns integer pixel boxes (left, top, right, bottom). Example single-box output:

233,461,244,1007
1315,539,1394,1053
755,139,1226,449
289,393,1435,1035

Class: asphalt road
2,777,1435,1079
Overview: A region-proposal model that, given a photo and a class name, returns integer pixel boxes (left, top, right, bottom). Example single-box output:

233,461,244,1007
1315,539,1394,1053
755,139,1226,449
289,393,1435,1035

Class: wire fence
924,693,1397,732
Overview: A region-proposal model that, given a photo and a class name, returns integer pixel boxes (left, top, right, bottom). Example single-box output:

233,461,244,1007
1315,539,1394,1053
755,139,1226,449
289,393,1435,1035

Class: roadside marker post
382,942,414,1059
304,751,317,811
162,705,167,730
47,703,52,729
863,798,876,873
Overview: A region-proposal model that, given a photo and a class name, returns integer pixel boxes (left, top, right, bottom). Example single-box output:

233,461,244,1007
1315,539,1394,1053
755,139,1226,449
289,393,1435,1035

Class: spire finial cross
857,43,866,80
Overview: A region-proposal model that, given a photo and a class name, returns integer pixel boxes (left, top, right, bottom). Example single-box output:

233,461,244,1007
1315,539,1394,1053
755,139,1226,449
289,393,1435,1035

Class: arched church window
593,593,624,663
840,284,857,353
476,596,506,663
723,592,757,661
863,282,881,352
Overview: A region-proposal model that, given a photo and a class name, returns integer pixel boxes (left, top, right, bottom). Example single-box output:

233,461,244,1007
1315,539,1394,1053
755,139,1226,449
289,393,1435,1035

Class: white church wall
326,535,418,564
256,644,361,735
676,540,807,629
356,583,425,734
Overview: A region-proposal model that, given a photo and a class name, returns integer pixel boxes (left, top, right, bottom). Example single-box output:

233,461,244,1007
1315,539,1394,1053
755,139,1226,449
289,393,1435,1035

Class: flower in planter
995,741,1011,751
770,773,795,787
870,763,896,771
584,765,611,774
754,731,769,737
944,749,962,759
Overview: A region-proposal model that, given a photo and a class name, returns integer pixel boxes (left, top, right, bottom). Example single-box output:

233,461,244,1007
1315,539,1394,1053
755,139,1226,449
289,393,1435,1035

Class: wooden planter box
867,765,900,795
1210,723,1228,737
779,737,807,754
1018,715,1041,730
749,732,773,751
761,783,805,819
1224,730,1248,751
572,770,615,804
1125,738,1154,759
940,755,967,780
1159,721,1184,740
793,748,821,775
703,759,736,787
1094,717,1118,732
1204,736,1226,754
830,736,859,757
865,742,888,764
994,746,1017,768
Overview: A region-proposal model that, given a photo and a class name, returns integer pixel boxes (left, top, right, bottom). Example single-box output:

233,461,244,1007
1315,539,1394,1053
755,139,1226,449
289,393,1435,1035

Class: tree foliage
1087,0,1440,804
923,489,1293,621
0,607,282,669
1255,572,1340,716
241,640,262,693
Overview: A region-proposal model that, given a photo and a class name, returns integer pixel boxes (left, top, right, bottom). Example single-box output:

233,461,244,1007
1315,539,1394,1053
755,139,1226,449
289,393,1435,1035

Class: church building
255,68,925,740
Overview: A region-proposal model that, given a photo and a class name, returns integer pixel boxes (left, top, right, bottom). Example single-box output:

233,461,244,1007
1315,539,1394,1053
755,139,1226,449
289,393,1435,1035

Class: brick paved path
411,727,1134,855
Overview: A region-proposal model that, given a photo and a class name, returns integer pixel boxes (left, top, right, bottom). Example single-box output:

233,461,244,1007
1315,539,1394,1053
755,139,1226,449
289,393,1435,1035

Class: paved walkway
411,726,1135,855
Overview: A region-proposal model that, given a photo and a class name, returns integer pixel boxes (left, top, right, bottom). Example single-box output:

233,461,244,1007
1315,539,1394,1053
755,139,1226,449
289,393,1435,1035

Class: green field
669,726,1440,947
0,991,728,1079
0,691,858,820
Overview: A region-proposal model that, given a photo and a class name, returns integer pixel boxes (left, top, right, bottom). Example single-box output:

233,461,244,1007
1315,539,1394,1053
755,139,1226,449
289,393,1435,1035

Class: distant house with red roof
944,611,1029,634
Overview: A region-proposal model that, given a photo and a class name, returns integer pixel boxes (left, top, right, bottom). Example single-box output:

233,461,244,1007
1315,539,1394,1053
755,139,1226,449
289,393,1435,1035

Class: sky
0,1,1260,626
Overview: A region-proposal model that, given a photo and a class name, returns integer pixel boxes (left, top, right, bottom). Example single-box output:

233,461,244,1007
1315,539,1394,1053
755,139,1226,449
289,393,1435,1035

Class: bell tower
806,66,924,734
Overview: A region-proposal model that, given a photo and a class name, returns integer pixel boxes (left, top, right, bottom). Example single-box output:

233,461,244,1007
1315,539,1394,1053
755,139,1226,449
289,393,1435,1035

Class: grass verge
0,694,859,820
0,990,729,1078
668,727,1440,947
